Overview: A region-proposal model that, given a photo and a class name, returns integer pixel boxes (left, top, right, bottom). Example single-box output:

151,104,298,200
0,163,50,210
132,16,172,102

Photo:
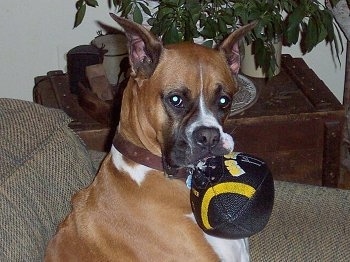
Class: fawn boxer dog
45,15,255,262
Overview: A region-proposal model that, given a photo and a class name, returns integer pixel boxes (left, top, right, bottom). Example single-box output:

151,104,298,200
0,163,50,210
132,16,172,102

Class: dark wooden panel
254,149,323,185
322,121,343,187
225,119,324,185
227,119,324,153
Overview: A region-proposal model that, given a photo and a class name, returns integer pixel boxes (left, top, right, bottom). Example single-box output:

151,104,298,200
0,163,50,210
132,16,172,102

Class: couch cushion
250,181,350,261
0,99,97,261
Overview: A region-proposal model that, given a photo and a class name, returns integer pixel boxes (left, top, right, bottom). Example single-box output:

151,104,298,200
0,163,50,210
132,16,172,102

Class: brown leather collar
112,133,190,181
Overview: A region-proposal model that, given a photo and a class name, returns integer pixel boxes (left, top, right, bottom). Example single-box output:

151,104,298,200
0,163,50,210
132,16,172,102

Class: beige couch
1,98,349,261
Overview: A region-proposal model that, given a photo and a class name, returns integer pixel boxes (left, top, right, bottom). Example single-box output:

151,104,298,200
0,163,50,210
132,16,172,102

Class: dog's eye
169,95,184,108
218,95,231,109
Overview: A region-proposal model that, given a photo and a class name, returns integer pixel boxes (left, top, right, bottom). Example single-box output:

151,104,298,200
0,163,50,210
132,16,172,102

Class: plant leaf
218,17,228,34
124,4,133,17
201,19,218,39
85,0,98,7
147,17,156,26
139,2,152,16
285,23,300,45
133,5,143,24
74,3,86,28
287,5,305,29
163,23,181,44
304,17,318,52
202,40,214,48
76,0,84,9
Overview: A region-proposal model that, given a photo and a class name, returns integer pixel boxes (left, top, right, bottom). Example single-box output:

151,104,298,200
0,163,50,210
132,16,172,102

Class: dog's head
111,14,255,174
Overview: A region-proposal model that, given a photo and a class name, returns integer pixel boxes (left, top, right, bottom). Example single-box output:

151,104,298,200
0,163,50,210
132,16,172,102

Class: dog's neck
112,132,190,181
113,132,163,171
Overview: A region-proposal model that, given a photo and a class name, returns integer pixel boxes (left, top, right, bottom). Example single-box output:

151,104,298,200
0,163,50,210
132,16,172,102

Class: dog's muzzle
165,125,234,171
193,127,220,149
191,126,234,161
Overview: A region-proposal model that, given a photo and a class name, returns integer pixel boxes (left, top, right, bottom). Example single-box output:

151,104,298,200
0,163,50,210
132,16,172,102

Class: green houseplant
74,0,343,77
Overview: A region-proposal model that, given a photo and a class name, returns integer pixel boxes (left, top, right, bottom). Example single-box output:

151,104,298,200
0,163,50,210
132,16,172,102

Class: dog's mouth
162,151,227,182
162,141,233,180
162,124,234,180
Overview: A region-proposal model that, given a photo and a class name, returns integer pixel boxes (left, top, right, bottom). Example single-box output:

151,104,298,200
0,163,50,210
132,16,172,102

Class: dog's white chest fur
204,233,249,262
111,147,249,261
111,146,151,185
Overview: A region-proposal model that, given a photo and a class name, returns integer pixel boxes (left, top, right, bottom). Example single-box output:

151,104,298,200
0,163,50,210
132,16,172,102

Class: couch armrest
0,99,97,261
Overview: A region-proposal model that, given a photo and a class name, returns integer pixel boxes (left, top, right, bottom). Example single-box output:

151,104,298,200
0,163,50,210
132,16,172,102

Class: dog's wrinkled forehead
155,43,238,99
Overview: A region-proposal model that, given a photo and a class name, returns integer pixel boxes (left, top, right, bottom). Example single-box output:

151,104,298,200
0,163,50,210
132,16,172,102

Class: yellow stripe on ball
201,182,256,230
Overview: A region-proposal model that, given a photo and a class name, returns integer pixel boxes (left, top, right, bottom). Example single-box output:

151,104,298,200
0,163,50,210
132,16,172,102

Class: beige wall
0,0,346,102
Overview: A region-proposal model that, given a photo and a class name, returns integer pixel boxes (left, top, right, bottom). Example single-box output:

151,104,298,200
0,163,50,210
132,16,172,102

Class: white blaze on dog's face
110,15,255,174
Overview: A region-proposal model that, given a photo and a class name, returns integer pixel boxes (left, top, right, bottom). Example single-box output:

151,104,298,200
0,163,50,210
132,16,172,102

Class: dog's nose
193,127,220,148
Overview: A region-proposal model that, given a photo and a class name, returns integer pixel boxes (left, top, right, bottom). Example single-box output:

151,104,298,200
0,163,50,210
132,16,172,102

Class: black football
190,152,274,239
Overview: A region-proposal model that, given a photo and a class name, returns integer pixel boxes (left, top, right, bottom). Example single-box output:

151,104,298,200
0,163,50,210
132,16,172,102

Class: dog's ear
110,14,163,79
218,22,257,75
